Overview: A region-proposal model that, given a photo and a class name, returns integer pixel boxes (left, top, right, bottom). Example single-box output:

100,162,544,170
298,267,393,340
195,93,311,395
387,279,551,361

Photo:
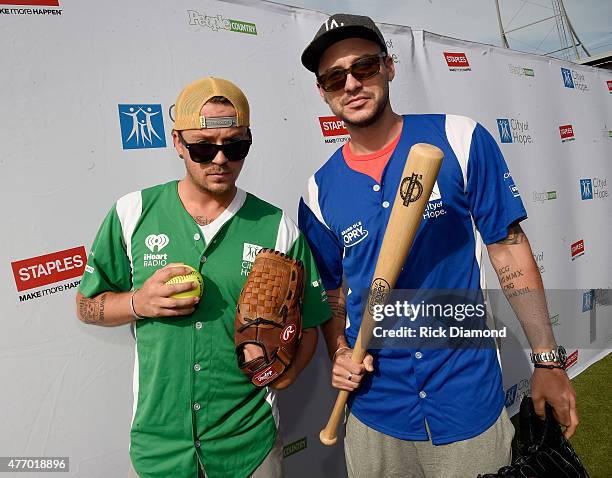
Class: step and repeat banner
1,0,611,476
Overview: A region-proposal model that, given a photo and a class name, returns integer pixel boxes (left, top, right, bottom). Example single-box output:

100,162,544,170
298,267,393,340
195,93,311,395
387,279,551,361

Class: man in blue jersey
298,14,578,478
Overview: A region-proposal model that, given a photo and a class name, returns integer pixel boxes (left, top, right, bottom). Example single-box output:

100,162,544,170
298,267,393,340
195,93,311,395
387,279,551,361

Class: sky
276,0,612,61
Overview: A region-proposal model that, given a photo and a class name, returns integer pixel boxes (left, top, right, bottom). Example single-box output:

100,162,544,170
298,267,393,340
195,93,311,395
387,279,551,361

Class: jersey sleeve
286,232,332,329
298,197,343,291
466,123,528,244
78,205,133,298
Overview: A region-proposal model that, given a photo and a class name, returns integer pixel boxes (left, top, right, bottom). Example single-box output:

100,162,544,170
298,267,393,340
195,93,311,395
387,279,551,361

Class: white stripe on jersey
116,190,142,275
275,211,300,253
445,115,476,192
115,190,142,439
306,175,332,230
265,388,280,429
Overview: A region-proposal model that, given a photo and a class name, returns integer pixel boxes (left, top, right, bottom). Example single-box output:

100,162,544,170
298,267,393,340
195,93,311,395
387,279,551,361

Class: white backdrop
1,0,611,476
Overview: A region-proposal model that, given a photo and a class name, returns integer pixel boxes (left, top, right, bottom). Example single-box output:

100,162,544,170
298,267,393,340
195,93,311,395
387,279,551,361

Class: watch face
558,346,567,363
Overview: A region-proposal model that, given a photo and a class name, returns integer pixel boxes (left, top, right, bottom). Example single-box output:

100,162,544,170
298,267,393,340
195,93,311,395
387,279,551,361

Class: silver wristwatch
530,346,567,366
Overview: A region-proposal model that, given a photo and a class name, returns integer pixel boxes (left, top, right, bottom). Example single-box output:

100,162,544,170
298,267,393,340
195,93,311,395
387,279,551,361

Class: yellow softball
165,265,204,299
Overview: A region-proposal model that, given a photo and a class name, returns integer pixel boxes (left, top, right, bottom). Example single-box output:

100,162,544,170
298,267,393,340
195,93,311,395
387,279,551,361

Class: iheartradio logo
570,239,584,260
443,52,471,71
559,124,575,142
319,116,348,137
145,234,169,252
11,246,87,292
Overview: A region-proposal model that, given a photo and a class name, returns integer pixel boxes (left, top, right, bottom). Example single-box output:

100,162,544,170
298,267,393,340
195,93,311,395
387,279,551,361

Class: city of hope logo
497,118,532,145
118,104,166,150
579,177,608,200
561,67,588,91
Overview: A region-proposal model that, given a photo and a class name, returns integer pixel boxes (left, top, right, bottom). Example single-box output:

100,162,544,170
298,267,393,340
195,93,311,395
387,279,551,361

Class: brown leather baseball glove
235,249,305,387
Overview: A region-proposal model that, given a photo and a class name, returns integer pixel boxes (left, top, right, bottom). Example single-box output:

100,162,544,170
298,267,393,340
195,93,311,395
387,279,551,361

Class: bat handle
319,389,350,446
320,336,368,446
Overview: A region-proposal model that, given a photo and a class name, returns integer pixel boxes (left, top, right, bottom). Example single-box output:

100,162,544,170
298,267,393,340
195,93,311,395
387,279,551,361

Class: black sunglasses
178,129,252,164
317,52,387,92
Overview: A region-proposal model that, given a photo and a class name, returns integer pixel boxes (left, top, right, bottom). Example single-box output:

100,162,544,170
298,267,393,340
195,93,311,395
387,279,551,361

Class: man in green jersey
76,77,331,478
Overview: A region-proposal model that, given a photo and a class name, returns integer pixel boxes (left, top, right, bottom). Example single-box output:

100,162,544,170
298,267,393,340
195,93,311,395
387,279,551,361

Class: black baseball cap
301,13,388,73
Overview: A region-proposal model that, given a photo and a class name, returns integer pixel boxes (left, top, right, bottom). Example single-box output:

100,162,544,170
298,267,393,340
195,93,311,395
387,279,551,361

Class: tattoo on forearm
497,265,530,298
79,295,106,324
327,290,347,319
495,223,526,245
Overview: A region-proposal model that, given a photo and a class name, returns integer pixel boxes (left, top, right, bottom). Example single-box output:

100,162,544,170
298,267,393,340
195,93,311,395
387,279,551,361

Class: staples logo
559,124,575,142
570,239,584,260
319,116,348,136
11,246,87,292
444,52,471,71
565,350,578,369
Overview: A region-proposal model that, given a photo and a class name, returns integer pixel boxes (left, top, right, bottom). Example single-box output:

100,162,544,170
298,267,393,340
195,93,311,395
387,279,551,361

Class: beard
186,166,236,197
335,87,390,129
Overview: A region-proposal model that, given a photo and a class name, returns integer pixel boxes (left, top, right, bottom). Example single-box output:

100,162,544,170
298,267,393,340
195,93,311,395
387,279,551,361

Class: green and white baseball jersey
79,180,331,478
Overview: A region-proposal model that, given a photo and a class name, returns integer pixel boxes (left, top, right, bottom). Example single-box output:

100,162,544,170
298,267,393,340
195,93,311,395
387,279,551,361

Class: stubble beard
186,167,235,197
336,87,390,129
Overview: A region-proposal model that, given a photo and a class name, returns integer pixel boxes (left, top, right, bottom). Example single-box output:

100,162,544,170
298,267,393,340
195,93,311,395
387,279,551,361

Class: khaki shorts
345,408,514,478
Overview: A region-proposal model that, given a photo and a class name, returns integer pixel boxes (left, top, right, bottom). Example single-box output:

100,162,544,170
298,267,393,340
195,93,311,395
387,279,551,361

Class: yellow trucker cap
173,77,250,130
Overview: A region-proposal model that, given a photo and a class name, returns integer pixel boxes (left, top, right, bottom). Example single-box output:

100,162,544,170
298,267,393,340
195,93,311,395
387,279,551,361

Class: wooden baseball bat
319,143,444,446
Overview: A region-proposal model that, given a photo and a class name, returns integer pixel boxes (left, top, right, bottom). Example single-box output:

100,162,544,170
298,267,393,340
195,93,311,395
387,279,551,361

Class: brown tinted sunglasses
317,52,387,92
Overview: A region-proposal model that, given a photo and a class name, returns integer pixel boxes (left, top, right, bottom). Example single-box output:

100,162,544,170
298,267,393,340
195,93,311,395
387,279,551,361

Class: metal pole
558,0,590,58
495,0,510,48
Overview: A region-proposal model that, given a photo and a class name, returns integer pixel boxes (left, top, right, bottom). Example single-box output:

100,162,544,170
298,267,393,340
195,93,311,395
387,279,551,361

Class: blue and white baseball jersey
299,114,527,444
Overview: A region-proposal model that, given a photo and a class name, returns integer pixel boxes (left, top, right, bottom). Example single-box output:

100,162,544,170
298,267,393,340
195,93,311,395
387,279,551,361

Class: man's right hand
132,264,200,318
331,347,374,391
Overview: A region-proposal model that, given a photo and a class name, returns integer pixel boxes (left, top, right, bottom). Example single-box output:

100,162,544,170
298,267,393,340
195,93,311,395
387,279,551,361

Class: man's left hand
531,367,579,438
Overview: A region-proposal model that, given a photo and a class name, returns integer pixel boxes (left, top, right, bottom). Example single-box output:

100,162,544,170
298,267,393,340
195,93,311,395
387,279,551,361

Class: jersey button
419,391,427,399
415,352,423,359
373,184,381,192
193,233,201,240
195,440,201,448
193,363,201,372
200,255,207,264
382,201,390,208
195,322,203,330
193,402,201,411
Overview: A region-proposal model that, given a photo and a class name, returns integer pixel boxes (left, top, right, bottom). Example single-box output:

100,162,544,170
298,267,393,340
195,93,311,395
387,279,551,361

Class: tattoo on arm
327,289,346,319
79,295,106,324
497,264,530,297
495,222,526,245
